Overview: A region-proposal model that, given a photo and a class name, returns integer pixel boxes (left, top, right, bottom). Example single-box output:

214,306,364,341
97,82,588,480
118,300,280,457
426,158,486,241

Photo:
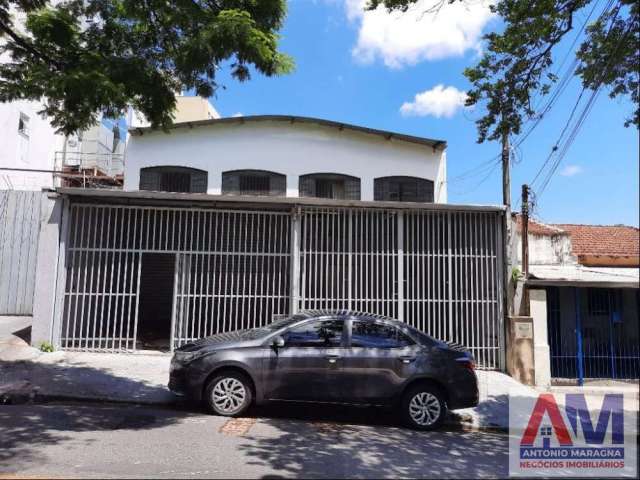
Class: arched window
299,173,361,200
374,176,434,203
221,169,286,196
139,166,207,193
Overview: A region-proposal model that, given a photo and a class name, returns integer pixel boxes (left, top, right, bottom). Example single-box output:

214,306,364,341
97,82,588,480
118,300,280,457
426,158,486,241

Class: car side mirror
272,336,285,350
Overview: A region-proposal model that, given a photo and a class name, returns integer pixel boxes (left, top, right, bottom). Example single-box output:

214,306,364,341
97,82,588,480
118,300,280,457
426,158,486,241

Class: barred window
139,166,207,193
299,173,360,200
374,176,434,203
222,170,286,196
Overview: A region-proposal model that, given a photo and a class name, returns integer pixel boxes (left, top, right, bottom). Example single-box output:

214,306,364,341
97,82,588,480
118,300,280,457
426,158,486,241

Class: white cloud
400,85,468,118
559,164,583,177
232,112,244,117
343,0,495,68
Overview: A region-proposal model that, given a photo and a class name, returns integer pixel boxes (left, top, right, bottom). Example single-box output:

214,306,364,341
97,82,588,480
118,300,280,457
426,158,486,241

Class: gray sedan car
169,310,478,430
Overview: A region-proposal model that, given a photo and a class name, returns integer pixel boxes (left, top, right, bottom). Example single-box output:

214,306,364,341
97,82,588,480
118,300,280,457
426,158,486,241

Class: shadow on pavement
0,358,175,404
239,402,509,479
0,401,184,471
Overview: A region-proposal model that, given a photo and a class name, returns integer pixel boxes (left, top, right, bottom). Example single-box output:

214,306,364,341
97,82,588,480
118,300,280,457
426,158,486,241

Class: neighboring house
0,100,63,190
0,105,124,316
0,96,214,317
0,101,125,189
514,216,639,386
30,117,507,372
124,115,448,203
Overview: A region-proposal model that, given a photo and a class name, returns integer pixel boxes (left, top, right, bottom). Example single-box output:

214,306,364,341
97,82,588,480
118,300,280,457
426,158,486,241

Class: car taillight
455,357,476,370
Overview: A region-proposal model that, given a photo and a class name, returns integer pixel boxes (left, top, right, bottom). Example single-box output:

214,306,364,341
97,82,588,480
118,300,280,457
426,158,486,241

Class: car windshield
243,314,308,339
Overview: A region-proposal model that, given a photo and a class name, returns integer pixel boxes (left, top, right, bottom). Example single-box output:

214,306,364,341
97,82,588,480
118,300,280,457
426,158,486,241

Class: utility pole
521,184,530,277
501,129,513,315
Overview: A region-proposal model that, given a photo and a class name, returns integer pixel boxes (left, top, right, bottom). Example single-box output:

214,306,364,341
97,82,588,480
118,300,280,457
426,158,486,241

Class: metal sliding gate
172,211,291,347
298,208,503,368
58,202,504,368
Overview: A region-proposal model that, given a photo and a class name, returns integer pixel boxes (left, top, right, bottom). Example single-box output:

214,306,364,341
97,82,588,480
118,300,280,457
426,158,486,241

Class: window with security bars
139,166,207,193
299,173,360,200
222,170,286,196
374,176,434,203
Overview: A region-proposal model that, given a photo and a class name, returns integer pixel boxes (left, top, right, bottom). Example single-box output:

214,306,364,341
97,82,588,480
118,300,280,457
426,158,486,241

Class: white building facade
124,116,447,203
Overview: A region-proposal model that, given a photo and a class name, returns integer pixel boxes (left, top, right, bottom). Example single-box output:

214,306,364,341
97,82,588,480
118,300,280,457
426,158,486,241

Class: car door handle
399,356,416,364
326,355,340,364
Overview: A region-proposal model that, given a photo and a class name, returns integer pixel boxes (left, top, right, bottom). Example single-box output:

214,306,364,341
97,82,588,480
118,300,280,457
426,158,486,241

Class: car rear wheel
401,384,447,430
205,372,253,417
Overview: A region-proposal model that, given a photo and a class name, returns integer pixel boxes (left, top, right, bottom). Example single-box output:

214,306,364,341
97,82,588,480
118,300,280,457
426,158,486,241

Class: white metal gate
58,202,503,368
297,207,503,368
172,211,290,348
62,206,141,350
298,208,398,317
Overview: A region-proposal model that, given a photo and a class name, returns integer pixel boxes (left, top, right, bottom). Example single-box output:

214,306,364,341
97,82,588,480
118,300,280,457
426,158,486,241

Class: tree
0,1,293,134
368,0,639,143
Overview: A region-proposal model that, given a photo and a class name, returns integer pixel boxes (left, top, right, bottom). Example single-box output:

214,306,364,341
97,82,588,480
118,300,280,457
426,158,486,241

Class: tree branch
0,18,61,69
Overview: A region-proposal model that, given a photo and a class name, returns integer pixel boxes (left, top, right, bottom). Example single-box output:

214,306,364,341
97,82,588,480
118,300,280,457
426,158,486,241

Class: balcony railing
55,151,124,178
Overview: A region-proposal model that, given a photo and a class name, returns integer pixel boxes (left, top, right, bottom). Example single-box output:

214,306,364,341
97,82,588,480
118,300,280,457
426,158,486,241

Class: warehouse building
31,116,507,369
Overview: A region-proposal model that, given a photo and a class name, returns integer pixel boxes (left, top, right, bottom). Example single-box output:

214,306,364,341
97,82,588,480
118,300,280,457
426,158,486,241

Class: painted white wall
514,232,576,266
530,288,551,387
0,100,64,190
124,120,447,202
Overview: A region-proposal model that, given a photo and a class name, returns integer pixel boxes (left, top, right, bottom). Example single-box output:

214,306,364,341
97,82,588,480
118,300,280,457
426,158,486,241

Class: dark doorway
137,253,175,351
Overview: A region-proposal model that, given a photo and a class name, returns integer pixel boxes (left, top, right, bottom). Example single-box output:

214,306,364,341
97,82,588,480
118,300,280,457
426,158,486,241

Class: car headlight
174,349,212,364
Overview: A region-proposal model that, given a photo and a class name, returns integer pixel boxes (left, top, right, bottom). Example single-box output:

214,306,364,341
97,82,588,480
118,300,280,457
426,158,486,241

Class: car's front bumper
168,356,208,402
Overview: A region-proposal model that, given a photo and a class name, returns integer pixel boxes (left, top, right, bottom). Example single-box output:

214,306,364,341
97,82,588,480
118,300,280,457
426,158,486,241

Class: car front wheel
401,384,447,430
205,372,253,417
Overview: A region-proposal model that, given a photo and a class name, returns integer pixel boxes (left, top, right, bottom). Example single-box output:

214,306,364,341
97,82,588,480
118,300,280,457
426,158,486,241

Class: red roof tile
514,214,566,236
552,224,640,258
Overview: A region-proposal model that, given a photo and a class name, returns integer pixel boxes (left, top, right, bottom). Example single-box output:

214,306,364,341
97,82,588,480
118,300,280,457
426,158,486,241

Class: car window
351,320,414,348
283,319,344,348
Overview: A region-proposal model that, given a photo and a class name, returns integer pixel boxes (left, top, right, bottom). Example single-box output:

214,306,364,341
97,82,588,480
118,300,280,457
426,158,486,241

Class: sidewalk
1,336,531,430
0,318,176,405
7,320,634,432
1,350,176,405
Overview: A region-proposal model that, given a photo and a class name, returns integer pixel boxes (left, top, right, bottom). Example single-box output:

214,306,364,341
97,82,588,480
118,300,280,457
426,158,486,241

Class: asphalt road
0,401,509,479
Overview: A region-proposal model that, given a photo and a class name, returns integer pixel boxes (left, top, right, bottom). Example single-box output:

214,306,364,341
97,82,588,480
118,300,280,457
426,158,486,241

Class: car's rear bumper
447,371,479,409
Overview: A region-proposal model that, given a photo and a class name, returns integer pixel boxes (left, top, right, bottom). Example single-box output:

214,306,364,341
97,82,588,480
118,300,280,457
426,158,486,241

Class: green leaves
364,0,639,143
0,1,292,134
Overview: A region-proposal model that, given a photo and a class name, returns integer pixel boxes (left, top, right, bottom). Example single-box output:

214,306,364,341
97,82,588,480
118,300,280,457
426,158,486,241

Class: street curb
446,412,509,434
12,389,510,434
34,392,180,407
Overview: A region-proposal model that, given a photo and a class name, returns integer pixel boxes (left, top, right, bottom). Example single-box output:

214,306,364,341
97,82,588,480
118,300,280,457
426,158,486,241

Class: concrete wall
124,120,447,202
172,97,220,123
530,289,550,387
514,231,575,266
30,195,65,346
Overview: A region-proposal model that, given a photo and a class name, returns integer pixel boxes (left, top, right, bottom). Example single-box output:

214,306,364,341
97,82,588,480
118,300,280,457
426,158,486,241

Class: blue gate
547,287,640,385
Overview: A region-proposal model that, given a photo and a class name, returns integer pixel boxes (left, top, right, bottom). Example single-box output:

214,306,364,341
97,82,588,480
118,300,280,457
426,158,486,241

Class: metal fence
57,202,504,368
548,287,640,383
0,190,43,315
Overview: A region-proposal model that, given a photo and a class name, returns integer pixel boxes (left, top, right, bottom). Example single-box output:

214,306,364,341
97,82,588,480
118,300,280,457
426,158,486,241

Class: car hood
176,330,261,352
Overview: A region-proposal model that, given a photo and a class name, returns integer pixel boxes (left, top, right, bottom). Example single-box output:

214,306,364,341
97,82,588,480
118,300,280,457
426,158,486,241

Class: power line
531,6,632,198
514,0,612,149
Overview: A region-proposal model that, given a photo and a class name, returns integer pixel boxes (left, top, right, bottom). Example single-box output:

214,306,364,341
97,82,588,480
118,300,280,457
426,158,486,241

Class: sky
208,0,639,227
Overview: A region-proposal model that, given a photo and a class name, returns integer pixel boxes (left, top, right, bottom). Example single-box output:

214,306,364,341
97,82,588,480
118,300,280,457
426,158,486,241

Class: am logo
509,391,636,477
520,393,624,448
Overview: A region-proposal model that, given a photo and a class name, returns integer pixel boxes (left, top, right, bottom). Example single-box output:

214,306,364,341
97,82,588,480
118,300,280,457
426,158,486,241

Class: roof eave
128,115,447,150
